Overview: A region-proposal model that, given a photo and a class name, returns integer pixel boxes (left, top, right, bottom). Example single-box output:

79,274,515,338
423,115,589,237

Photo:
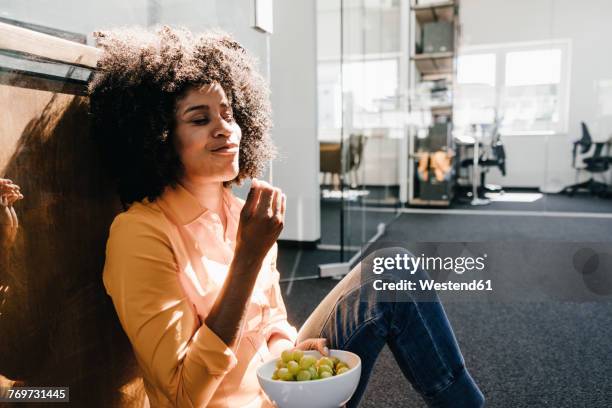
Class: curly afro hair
88,25,275,208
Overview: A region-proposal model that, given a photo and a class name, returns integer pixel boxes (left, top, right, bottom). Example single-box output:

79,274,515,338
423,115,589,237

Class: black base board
277,238,321,250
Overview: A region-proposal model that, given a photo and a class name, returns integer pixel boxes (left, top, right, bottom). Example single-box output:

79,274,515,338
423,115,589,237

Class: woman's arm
104,214,236,408
204,252,264,349
205,179,286,348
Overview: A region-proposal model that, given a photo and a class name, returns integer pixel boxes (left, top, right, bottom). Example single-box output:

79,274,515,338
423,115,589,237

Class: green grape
281,350,294,363
317,357,333,369
336,367,349,375
278,368,294,381
308,366,318,379
292,349,304,362
299,355,317,369
287,360,300,375
274,351,350,381
318,365,333,376
296,370,312,381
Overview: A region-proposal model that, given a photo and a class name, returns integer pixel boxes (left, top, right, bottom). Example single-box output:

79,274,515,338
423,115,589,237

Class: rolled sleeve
189,323,238,376
102,212,237,407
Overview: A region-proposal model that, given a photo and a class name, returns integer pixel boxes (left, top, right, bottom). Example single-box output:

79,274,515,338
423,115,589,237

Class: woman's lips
211,146,238,154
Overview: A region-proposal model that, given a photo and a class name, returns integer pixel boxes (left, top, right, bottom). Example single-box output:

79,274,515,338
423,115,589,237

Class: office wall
461,0,612,190
269,0,321,242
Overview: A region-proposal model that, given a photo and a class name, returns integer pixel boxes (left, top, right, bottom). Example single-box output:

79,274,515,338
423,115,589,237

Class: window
318,57,400,139
343,59,398,113
455,53,497,129
455,40,571,136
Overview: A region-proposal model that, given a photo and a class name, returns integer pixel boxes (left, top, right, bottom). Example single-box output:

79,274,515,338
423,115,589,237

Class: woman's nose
213,117,233,138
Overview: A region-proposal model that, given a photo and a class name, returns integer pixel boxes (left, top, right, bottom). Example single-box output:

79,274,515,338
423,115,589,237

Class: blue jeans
297,247,484,408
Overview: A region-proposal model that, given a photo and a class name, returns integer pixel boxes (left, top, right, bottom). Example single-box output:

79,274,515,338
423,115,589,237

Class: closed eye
193,118,210,125
191,112,233,125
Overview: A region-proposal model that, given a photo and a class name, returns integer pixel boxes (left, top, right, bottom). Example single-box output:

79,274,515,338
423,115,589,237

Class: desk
320,142,341,173
320,142,341,188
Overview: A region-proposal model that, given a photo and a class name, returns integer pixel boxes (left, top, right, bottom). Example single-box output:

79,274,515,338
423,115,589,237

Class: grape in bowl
256,349,361,408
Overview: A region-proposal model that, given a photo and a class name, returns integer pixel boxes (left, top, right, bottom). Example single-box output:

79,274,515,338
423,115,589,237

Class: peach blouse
102,184,298,407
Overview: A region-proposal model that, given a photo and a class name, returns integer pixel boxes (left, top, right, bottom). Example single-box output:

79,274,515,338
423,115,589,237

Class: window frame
457,39,572,136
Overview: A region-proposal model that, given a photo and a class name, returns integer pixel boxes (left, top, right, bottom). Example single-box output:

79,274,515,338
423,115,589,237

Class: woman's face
173,83,242,184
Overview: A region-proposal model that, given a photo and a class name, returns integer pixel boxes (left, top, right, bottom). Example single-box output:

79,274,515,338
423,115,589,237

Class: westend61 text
373,279,493,292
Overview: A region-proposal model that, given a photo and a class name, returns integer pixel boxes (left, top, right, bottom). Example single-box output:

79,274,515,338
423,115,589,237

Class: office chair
346,134,366,188
460,126,507,197
562,122,612,196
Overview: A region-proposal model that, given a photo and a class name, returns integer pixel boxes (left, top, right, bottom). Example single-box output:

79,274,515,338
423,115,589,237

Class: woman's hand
0,178,24,247
294,338,329,356
235,178,286,266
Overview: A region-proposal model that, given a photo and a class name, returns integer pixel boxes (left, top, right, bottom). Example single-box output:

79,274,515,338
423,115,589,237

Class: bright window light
455,41,569,135
505,49,562,86
343,59,398,112
458,53,496,86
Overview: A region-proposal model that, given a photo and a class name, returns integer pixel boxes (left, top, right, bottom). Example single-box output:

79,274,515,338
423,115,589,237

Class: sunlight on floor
485,192,543,203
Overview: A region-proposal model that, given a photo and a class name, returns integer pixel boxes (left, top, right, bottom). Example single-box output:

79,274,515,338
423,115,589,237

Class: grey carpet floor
280,209,612,407
318,191,612,246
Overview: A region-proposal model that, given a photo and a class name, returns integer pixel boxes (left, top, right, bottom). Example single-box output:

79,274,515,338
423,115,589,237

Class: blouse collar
157,183,241,227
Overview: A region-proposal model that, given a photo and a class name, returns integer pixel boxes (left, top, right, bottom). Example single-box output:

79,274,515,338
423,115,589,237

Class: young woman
90,26,483,408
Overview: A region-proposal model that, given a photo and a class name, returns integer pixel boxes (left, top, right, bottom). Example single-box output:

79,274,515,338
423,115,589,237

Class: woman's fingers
7,192,22,206
280,194,286,218
1,205,14,229
242,178,260,218
270,188,277,215
316,338,329,356
272,188,282,216
9,206,18,230
0,179,22,246
0,180,22,199
255,181,275,216
297,338,329,356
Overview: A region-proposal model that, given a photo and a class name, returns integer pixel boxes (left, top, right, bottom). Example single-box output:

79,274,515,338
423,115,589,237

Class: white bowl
256,349,361,408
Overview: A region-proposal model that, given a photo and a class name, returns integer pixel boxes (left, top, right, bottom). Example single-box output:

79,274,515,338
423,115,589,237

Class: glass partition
317,0,403,262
